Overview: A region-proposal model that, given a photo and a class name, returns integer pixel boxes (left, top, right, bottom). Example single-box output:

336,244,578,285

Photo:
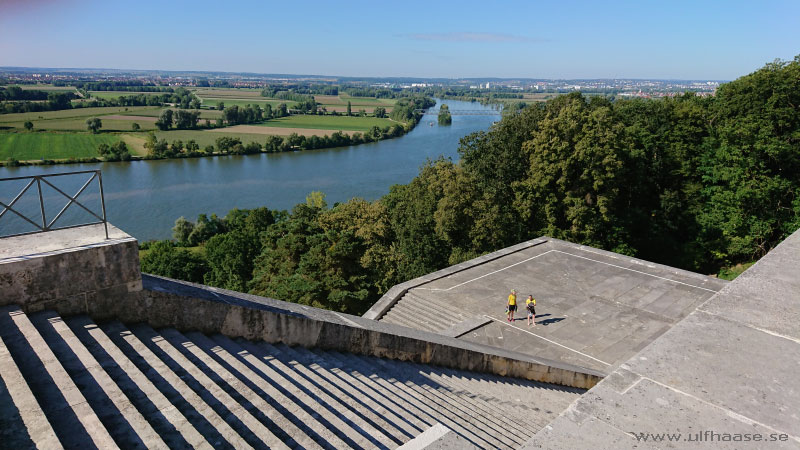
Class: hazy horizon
1,0,798,80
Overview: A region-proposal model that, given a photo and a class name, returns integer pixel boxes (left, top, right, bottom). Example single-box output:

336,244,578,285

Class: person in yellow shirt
507,289,517,322
526,295,537,327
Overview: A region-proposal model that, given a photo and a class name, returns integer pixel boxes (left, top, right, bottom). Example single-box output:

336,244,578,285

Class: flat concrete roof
396,238,726,374
526,229,800,449
0,223,134,263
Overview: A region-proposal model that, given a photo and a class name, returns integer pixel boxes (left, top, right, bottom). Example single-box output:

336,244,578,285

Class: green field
152,130,271,148
256,115,397,131
0,118,157,132
198,98,296,109
192,88,263,98
117,108,223,119
0,106,161,124
6,84,77,91
88,91,166,99
0,132,120,160
315,95,396,107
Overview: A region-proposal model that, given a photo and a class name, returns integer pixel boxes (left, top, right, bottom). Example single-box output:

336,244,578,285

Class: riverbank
1,99,496,240
0,96,435,166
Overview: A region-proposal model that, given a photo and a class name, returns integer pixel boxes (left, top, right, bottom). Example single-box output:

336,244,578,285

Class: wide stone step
0,333,62,450
270,343,414,446
389,301,451,331
184,331,324,450
428,363,580,430
361,354,523,449
322,350,501,450
211,334,353,449
237,339,391,449
389,294,460,330
30,311,168,450
381,309,439,332
0,306,117,449
143,327,289,450
403,292,461,319
405,361,540,440
65,315,210,449
101,321,252,449
301,347,435,432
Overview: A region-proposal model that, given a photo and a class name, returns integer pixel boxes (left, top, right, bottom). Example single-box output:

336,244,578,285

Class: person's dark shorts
527,306,536,316
508,304,517,312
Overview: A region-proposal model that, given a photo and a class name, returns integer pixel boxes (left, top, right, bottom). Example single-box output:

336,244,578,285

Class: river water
0,99,498,240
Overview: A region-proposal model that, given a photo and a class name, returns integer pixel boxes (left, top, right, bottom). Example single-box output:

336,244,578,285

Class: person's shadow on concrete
537,317,564,326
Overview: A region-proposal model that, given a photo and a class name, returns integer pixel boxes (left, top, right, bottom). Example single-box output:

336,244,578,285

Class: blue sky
1,0,798,80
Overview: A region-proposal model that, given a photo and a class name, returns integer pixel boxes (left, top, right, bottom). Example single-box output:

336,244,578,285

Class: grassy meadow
1,87,406,162
256,115,396,131
198,98,297,109
0,132,120,160
88,91,166,99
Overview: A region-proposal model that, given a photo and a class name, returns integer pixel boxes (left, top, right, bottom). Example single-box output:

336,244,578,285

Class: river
0,99,499,240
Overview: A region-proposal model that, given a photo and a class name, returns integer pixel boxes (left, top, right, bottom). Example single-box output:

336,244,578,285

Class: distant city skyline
1,0,797,80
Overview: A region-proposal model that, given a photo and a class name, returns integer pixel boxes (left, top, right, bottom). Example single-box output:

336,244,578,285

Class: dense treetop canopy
142,56,800,314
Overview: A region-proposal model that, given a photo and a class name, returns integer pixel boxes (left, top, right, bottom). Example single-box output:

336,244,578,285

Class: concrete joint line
415,248,716,294
550,250,718,293
640,376,800,443
419,250,556,292
695,308,800,345
483,315,612,367
334,312,364,329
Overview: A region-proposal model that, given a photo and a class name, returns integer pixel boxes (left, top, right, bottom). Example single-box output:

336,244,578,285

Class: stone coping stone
440,316,493,338
0,223,133,263
397,423,479,450
135,273,604,389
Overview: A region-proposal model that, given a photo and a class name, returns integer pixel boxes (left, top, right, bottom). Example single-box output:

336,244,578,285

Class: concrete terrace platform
0,223,133,262
526,228,800,449
370,238,727,374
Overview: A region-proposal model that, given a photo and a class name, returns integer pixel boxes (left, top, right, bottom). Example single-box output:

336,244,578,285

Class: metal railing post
97,170,109,239
36,177,47,231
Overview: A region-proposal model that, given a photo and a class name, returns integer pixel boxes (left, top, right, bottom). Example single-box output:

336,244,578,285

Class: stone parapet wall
0,224,141,314
107,275,602,389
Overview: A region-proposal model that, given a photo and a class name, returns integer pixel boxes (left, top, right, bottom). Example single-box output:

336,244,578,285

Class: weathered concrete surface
375,237,726,374
525,228,800,449
364,239,548,320
101,274,602,389
398,423,479,450
0,223,141,314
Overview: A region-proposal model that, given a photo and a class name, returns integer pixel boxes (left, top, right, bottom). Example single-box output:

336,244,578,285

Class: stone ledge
440,316,493,338
100,274,603,389
398,423,478,450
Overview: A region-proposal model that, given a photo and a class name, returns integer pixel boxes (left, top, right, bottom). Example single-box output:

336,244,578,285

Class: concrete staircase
379,292,470,333
0,305,582,449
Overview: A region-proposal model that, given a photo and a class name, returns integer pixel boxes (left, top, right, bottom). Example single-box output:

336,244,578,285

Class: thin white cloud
404,32,545,43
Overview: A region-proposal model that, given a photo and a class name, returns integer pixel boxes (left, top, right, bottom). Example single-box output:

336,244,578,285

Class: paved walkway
526,229,800,449
382,239,726,374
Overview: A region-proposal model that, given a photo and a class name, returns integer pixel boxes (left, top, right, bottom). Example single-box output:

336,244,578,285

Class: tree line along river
0,100,499,240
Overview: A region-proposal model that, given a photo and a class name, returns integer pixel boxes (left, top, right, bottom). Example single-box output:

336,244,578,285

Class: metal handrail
0,170,108,239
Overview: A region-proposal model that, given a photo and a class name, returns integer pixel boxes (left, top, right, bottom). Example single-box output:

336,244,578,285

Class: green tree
155,109,173,130
85,117,102,134
23,121,33,131
140,241,208,283
172,216,194,244
131,122,140,131
346,101,352,116
174,110,200,129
